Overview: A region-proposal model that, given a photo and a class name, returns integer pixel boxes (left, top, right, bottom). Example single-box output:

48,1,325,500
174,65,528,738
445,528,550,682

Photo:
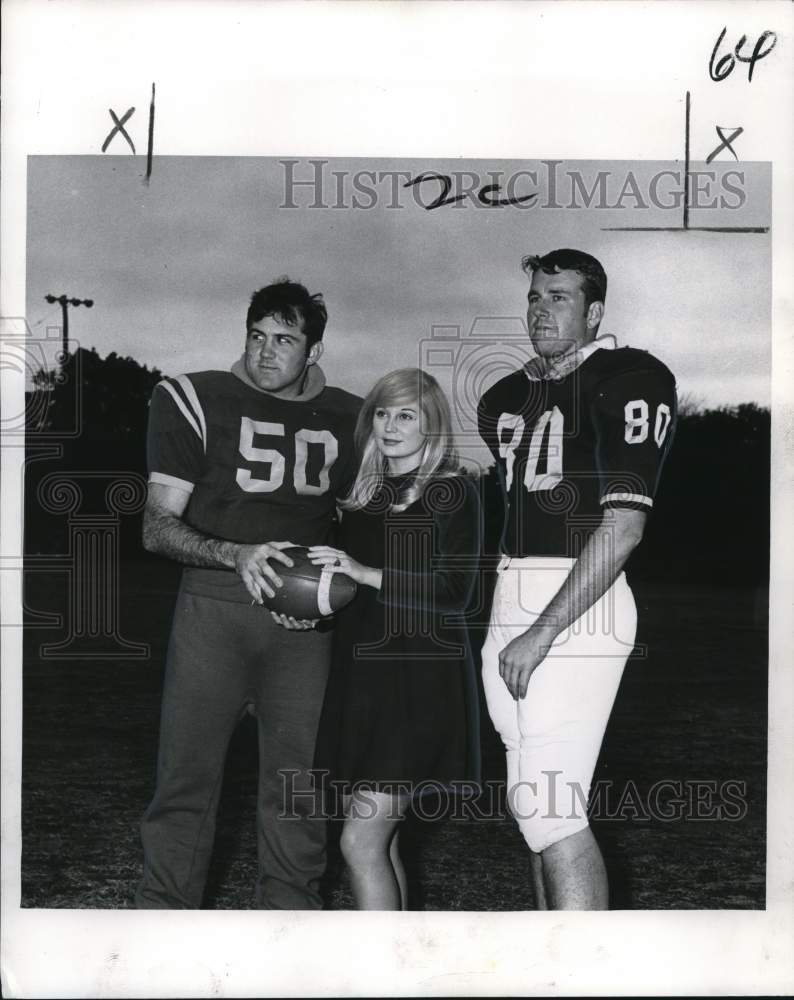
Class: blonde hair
341,368,459,511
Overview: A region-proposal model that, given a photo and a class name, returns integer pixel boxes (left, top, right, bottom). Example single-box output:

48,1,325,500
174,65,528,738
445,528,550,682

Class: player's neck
540,349,574,374
527,335,615,381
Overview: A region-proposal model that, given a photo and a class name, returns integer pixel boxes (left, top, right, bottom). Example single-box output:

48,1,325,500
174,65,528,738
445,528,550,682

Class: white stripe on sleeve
149,471,195,493
175,375,207,451
600,492,653,508
158,380,203,443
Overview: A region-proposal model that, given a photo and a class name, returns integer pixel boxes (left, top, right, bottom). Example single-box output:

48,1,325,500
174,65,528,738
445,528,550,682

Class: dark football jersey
147,370,361,600
478,345,677,557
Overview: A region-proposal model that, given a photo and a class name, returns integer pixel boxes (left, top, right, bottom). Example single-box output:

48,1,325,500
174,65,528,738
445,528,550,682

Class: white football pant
482,556,637,853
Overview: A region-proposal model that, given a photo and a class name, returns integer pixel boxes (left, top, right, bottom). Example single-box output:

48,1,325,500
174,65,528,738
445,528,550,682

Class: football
261,546,357,619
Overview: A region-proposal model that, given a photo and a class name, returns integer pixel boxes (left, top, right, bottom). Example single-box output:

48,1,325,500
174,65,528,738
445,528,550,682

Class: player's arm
144,379,295,602
142,482,295,602
498,508,646,699
499,360,677,700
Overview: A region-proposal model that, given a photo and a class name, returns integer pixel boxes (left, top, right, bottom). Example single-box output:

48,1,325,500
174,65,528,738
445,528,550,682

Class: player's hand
308,546,370,586
498,625,557,700
270,611,318,631
234,541,296,604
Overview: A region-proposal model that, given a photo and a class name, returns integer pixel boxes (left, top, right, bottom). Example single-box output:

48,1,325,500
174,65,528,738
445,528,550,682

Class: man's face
244,315,322,398
526,268,601,360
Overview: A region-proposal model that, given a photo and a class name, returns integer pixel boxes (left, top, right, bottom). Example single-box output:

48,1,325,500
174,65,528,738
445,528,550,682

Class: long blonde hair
341,368,459,511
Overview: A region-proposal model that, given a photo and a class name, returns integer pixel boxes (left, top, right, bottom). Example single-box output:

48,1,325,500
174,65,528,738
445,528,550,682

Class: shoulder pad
322,386,364,413
586,347,676,384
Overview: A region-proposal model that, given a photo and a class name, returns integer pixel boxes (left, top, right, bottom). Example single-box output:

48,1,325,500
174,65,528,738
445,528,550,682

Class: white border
2,1,793,996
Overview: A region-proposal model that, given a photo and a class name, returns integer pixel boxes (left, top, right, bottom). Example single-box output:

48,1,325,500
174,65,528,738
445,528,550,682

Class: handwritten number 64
709,27,778,83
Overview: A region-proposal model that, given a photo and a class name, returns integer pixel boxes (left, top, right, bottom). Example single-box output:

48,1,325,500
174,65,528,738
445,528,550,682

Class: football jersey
147,365,361,601
478,342,677,558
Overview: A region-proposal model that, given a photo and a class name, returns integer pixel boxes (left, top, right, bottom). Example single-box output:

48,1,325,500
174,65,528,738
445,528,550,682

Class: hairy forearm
534,511,644,640
142,507,239,570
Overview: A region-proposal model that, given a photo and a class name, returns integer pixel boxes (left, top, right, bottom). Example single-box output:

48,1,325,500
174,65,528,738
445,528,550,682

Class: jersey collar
523,334,617,382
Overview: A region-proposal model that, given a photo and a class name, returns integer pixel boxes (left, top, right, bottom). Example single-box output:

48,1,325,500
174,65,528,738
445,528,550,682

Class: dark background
21,349,768,908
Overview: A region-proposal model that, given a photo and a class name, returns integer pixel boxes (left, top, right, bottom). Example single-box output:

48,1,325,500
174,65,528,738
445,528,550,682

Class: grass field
20,561,767,910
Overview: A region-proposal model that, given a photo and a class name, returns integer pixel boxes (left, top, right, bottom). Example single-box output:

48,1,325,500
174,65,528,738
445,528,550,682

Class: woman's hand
308,546,382,590
270,611,318,631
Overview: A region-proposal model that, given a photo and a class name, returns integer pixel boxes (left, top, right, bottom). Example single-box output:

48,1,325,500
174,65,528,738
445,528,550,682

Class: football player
478,248,676,909
135,279,360,909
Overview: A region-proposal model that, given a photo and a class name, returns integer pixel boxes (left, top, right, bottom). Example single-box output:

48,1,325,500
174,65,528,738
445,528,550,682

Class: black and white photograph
2,2,792,996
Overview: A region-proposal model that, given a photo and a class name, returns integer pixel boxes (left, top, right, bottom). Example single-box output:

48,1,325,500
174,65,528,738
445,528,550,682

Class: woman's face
372,399,427,471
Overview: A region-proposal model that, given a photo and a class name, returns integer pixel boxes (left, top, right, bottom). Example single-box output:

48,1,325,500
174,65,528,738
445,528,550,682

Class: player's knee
516,814,590,855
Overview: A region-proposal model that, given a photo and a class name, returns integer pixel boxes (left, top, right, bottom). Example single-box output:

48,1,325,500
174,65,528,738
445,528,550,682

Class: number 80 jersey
147,369,361,548
477,345,677,557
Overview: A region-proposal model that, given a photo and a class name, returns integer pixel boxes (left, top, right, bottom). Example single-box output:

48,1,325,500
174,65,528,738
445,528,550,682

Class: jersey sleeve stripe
600,491,653,508
156,379,204,444
174,374,207,450
149,471,195,493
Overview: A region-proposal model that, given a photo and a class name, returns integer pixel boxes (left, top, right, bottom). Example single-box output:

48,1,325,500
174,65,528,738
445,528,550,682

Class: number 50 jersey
147,369,361,599
478,345,677,558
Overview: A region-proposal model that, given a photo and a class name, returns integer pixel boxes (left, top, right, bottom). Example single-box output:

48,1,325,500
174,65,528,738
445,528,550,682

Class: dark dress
314,472,482,795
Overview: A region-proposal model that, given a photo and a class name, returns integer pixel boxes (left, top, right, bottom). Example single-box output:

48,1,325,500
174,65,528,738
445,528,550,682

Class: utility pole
44,294,93,362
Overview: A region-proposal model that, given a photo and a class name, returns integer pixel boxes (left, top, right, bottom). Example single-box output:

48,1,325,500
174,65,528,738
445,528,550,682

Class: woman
309,367,481,910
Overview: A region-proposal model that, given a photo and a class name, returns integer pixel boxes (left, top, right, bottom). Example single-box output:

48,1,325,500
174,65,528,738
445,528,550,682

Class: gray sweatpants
136,587,332,909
